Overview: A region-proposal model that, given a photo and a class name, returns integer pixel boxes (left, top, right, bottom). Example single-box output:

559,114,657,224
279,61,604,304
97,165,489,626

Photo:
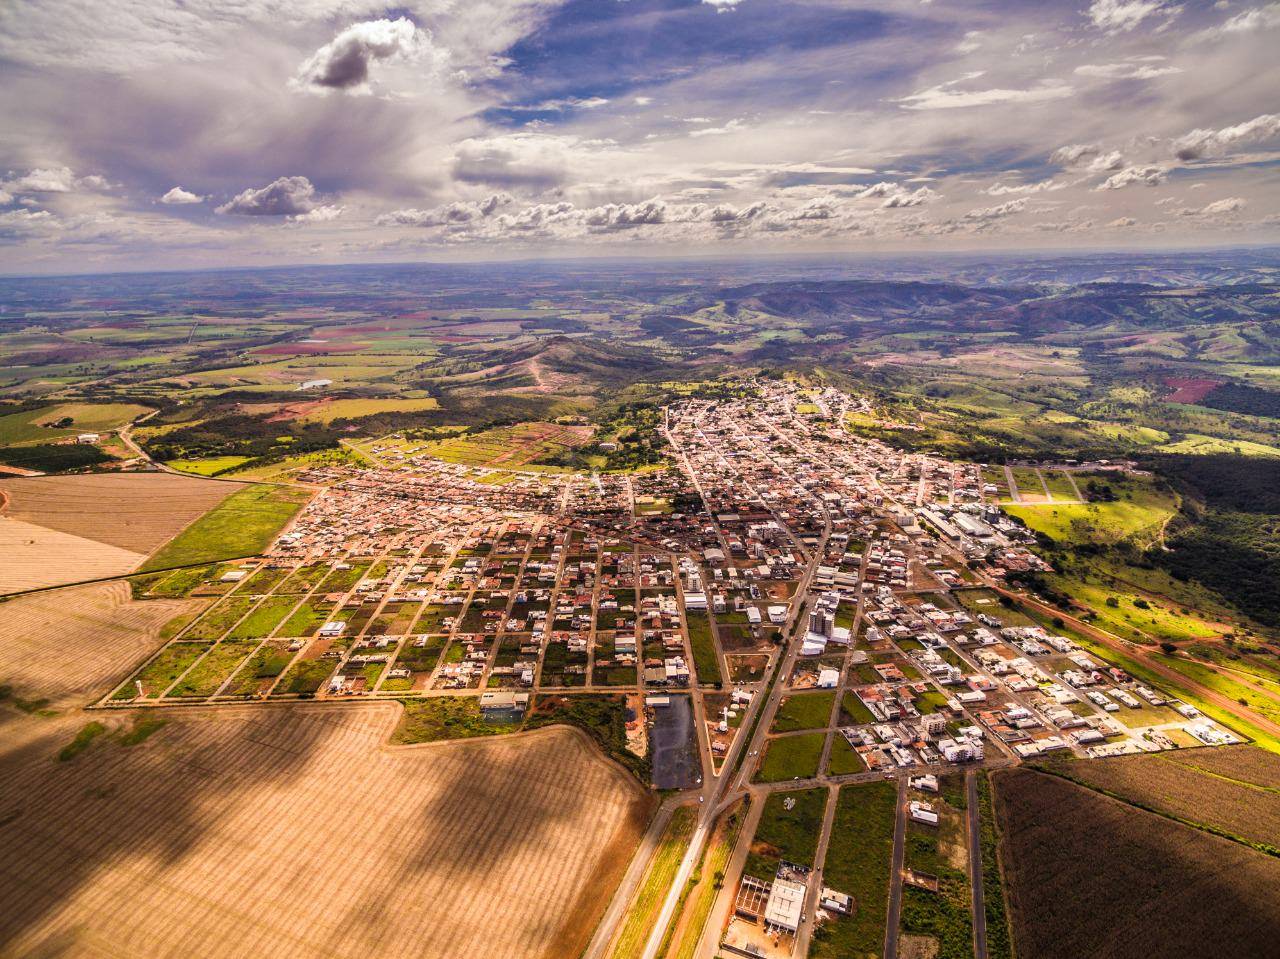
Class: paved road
883,776,908,959
967,771,989,959
794,784,839,958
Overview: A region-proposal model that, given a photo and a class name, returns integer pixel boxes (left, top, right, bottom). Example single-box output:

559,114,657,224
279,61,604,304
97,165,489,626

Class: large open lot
0,580,200,706
994,766,1280,959
0,704,649,959
0,473,244,591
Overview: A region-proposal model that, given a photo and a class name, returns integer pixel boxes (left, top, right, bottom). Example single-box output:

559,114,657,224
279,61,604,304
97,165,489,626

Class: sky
0,0,1278,273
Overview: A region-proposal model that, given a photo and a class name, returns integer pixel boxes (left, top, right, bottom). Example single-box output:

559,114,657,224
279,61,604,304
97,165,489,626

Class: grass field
994,767,1280,959
0,402,149,446
610,805,698,959
686,609,721,686
422,421,593,470
811,781,897,959
295,397,440,424
165,456,254,475
745,787,828,879
0,705,649,959
1005,477,1176,547
142,483,312,570
757,732,825,782
0,581,201,707
772,691,835,732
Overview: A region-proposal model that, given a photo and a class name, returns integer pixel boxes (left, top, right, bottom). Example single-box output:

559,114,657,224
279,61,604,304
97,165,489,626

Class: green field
757,732,825,782
142,484,312,570
1006,477,1177,546
0,402,149,446
165,456,253,475
610,805,698,959
296,397,440,424
810,782,897,959
772,691,835,732
686,609,721,686
745,787,828,879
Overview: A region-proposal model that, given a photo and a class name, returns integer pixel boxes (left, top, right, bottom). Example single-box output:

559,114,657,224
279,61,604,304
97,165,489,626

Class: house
76,433,100,444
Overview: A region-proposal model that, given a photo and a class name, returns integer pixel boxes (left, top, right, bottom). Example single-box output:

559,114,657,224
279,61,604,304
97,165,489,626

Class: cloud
1087,0,1169,34
376,193,513,227
984,179,1064,196
1198,196,1246,216
216,176,318,215
702,0,746,8
160,186,204,205
451,134,583,188
584,198,666,229
1172,113,1280,160
1075,60,1182,80
1050,143,1102,166
688,119,747,137
1096,165,1168,189
963,197,1029,221
293,18,430,95
508,96,609,112
1087,151,1126,172
291,204,344,223
1107,216,1138,227
791,197,839,220
1198,3,1280,39
897,74,1072,110
852,182,937,207
3,166,78,193
0,189,11,206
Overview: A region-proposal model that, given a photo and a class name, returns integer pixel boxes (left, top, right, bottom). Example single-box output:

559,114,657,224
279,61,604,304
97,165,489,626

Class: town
103,380,1243,958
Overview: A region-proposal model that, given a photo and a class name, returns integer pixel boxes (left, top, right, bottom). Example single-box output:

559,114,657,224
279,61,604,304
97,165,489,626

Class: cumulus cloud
1172,113,1280,160
791,197,839,220
963,197,1029,221
216,176,318,215
291,204,344,223
897,74,1072,110
852,182,936,208
160,186,203,205
450,134,584,189
1096,165,1168,189
293,18,430,95
688,119,747,137
1051,143,1102,166
1087,0,1170,34
1198,196,1246,216
0,189,11,206
584,198,666,229
701,0,746,8
3,166,80,193
1107,216,1138,227
985,179,1064,196
376,193,513,227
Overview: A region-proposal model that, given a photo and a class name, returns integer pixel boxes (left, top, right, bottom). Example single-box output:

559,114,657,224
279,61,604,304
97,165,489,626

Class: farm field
141,483,312,570
993,766,1280,959
0,516,147,592
0,402,150,446
0,705,650,959
0,472,242,552
422,422,594,470
1035,747,1280,851
0,580,201,706
295,397,441,424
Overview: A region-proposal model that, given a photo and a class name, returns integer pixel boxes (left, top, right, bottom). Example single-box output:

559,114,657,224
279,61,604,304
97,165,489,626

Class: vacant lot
994,767,1280,959
0,472,240,552
1036,746,1280,852
142,483,312,570
424,422,593,470
0,704,649,959
0,580,200,706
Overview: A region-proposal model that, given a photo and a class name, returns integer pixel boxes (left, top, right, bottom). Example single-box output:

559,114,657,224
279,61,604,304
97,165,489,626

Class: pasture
142,483,312,570
0,705,650,959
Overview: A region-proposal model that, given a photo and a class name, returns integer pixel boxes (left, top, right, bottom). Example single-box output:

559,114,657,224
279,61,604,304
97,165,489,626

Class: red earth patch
1163,377,1222,404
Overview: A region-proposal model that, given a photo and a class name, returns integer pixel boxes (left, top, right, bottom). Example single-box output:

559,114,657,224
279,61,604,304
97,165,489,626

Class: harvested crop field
0,581,200,705
0,704,650,959
993,767,1280,959
1035,746,1280,851
0,517,147,592
0,472,241,553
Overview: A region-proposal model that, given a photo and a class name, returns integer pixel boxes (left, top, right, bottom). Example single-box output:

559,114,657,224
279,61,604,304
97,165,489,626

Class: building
479,690,529,719
76,433,100,444
297,378,333,391
763,877,806,934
